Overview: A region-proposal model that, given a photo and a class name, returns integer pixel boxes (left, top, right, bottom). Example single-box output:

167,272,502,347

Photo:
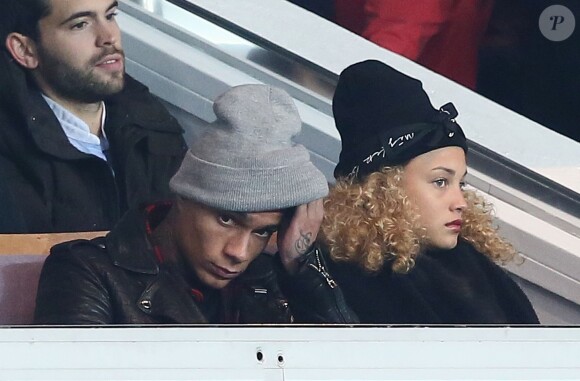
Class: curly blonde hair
321,166,517,274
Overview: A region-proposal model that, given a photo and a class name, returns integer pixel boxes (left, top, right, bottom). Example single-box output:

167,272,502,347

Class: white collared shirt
42,95,110,162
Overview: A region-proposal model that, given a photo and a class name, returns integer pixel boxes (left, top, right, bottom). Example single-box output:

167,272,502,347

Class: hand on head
277,199,324,274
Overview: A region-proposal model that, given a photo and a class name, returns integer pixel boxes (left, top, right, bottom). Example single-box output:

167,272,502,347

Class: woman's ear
5,32,39,69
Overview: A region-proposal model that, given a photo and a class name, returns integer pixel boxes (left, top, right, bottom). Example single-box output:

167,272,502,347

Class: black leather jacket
34,205,358,325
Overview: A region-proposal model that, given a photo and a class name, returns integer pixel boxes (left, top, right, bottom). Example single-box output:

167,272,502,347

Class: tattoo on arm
294,230,313,256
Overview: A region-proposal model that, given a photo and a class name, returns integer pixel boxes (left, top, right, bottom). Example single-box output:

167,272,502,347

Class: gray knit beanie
169,84,329,212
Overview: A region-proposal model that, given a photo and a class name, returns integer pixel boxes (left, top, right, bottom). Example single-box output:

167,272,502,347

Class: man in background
0,0,186,233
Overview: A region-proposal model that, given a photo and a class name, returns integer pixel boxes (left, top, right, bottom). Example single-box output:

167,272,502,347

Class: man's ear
5,32,39,69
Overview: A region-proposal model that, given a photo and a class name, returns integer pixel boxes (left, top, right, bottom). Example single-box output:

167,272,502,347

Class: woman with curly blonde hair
321,60,539,324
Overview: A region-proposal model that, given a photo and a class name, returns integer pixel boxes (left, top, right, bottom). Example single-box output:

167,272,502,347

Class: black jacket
34,205,357,325
0,51,187,233
326,240,539,324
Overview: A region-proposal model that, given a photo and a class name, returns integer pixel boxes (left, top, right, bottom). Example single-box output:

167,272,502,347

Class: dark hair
1,0,51,50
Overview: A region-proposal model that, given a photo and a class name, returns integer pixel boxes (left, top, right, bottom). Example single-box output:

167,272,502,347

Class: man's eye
218,216,234,226
106,12,118,21
71,21,88,30
253,229,273,239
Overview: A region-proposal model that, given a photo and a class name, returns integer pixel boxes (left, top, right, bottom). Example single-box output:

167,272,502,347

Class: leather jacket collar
104,203,209,323
105,205,163,275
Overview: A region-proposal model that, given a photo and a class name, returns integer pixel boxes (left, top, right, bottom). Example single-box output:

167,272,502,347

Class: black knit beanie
332,60,468,180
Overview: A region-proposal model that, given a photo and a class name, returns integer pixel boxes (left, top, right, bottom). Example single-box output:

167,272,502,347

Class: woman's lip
445,220,463,232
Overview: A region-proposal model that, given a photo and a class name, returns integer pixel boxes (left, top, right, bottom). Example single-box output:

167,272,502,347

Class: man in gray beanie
34,84,357,325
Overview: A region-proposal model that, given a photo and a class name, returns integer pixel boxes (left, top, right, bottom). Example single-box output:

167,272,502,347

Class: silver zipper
308,249,337,289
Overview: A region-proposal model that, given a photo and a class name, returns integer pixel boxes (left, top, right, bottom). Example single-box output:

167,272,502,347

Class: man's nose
96,21,119,47
224,233,252,263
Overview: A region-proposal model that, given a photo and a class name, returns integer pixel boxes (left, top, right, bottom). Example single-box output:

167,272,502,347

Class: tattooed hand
277,198,324,274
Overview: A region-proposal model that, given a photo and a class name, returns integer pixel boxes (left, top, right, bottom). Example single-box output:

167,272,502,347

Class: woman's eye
218,216,234,226
459,181,466,190
433,178,448,188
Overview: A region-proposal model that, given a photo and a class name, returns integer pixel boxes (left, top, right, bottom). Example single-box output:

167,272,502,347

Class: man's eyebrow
107,1,120,13
225,211,280,231
258,224,280,233
59,1,119,26
227,211,248,221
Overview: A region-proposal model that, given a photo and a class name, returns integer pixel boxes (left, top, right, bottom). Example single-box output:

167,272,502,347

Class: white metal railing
1,327,579,380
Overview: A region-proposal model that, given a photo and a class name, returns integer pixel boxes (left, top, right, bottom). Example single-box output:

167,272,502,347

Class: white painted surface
1,327,579,380
536,167,580,194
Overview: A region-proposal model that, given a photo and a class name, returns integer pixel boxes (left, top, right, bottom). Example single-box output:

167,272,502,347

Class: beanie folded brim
170,149,329,212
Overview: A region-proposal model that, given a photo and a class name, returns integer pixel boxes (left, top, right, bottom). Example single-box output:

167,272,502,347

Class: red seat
0,255,46,325
0,231,107,325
